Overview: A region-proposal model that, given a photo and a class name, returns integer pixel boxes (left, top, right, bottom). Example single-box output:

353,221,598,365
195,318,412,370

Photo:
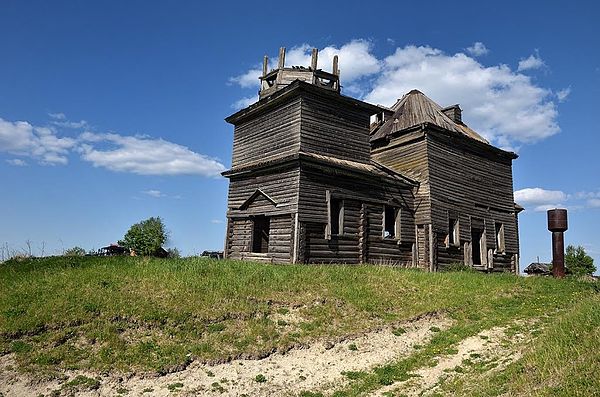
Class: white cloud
232,95,259,110
466,42,489,56
79,132,226,176
48,112,88,129
48,112,66,120
518,52,545,71
229,40,380,91
210,219,224,224
51,119,88,129
6,158,27,166
588,198,600,208
231,42,564,146
365,45,560,146
556,87,571,102
142,189,166,198
514,187,567,212
229,69,262,89
0,118,76,164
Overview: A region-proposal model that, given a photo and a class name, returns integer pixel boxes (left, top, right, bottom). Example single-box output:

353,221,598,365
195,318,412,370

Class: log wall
300,94,372,163
231,98,301,168
298,167,414,265
426,132,519,271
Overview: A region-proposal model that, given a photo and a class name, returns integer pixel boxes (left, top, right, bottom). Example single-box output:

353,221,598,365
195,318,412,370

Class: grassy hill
0,256,598,396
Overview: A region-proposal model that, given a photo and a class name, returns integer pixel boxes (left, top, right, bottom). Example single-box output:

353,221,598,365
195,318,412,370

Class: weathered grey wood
223,55,519,273
278,47,286,69
311,48,318,70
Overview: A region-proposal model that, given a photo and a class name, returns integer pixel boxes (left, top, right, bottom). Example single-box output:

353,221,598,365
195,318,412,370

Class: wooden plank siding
231,97,301,168
298,167,414,264
371,133,431,225
226,167,299,214
299,94,372,164
425,132,519,271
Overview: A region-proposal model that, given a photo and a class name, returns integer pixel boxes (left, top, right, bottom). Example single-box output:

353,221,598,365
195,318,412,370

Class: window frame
382,204,401,241
494,222,505,254
447,216,460,247
326,191,344,239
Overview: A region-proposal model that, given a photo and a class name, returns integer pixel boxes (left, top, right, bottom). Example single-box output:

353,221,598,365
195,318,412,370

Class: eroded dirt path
0,313,450,396
371,321,534,397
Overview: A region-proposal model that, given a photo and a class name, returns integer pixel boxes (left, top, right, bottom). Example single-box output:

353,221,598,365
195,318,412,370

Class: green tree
119,217,168,256
64,246,86,256
565,245,596,276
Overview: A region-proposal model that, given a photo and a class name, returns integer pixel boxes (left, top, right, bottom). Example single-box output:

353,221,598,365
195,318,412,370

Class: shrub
167,247,181,259
119,217,168,256
64,246,86,257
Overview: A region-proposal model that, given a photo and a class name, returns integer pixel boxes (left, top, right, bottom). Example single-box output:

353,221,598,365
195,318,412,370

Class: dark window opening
252,215,270,253
384,205,399,239
330,198,343,236
471,228,483,266
448,218,459,246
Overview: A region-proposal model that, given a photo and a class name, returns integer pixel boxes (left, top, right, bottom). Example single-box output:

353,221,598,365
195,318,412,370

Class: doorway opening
252,215,270,253
471,228,483,266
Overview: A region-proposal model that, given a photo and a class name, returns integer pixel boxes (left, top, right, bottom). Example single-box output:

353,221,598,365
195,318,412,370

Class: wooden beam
311,48,318,70
333,55,339,76
278,47,286,69
262,55,268,77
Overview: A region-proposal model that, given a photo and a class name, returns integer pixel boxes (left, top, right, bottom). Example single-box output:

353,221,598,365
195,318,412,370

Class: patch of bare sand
0,313,450,396
372,321,534,397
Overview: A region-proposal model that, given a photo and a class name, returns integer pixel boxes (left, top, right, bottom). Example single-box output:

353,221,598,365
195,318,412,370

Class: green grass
433,292,600,396
0,255,596,395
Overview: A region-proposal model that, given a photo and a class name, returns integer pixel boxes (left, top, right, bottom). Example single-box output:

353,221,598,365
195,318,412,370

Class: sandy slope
1,313,450,396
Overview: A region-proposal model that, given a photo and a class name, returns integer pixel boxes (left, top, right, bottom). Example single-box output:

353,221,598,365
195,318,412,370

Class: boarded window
383,205,400,239
448,217,459,247
495,222,505,253
252,215,270,253
330,198,344,236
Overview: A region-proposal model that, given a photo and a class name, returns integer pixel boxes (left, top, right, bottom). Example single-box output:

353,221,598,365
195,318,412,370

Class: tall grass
0,256,594,379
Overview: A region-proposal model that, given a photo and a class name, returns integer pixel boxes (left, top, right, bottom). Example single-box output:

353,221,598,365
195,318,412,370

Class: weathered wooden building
223,48,521,272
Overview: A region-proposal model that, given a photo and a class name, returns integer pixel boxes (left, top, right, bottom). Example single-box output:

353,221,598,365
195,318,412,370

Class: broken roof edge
226,80,384,125
371,121,518,161
221,151,416,187
424,122,519,160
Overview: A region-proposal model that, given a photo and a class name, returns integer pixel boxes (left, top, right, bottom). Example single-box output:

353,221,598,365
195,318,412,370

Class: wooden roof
370,90,489,144
222,151,417,187
226,80,382,125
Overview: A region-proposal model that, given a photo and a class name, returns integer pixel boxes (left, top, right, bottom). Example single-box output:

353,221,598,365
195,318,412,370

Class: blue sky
1,1,599,271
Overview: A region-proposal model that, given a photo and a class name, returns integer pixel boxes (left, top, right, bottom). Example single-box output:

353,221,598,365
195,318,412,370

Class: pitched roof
370,89,489,144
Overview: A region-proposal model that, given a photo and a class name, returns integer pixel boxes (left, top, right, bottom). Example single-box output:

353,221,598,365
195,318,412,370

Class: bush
167,247,181,259
64,246,86,257
565,245,596,276
119,217,168,256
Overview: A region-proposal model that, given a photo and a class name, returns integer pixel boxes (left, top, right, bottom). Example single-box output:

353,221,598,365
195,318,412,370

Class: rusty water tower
547,209,568,278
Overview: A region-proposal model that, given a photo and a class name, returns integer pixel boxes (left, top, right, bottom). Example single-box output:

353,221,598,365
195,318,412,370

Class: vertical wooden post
278,47,286,69
429,226,437,272
411,242,417,268
311,48,318,70
333,55,339,75
262,55,269,77
292,212,299,263
358,203,368,263
464,241,472,267
223,217,232,259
